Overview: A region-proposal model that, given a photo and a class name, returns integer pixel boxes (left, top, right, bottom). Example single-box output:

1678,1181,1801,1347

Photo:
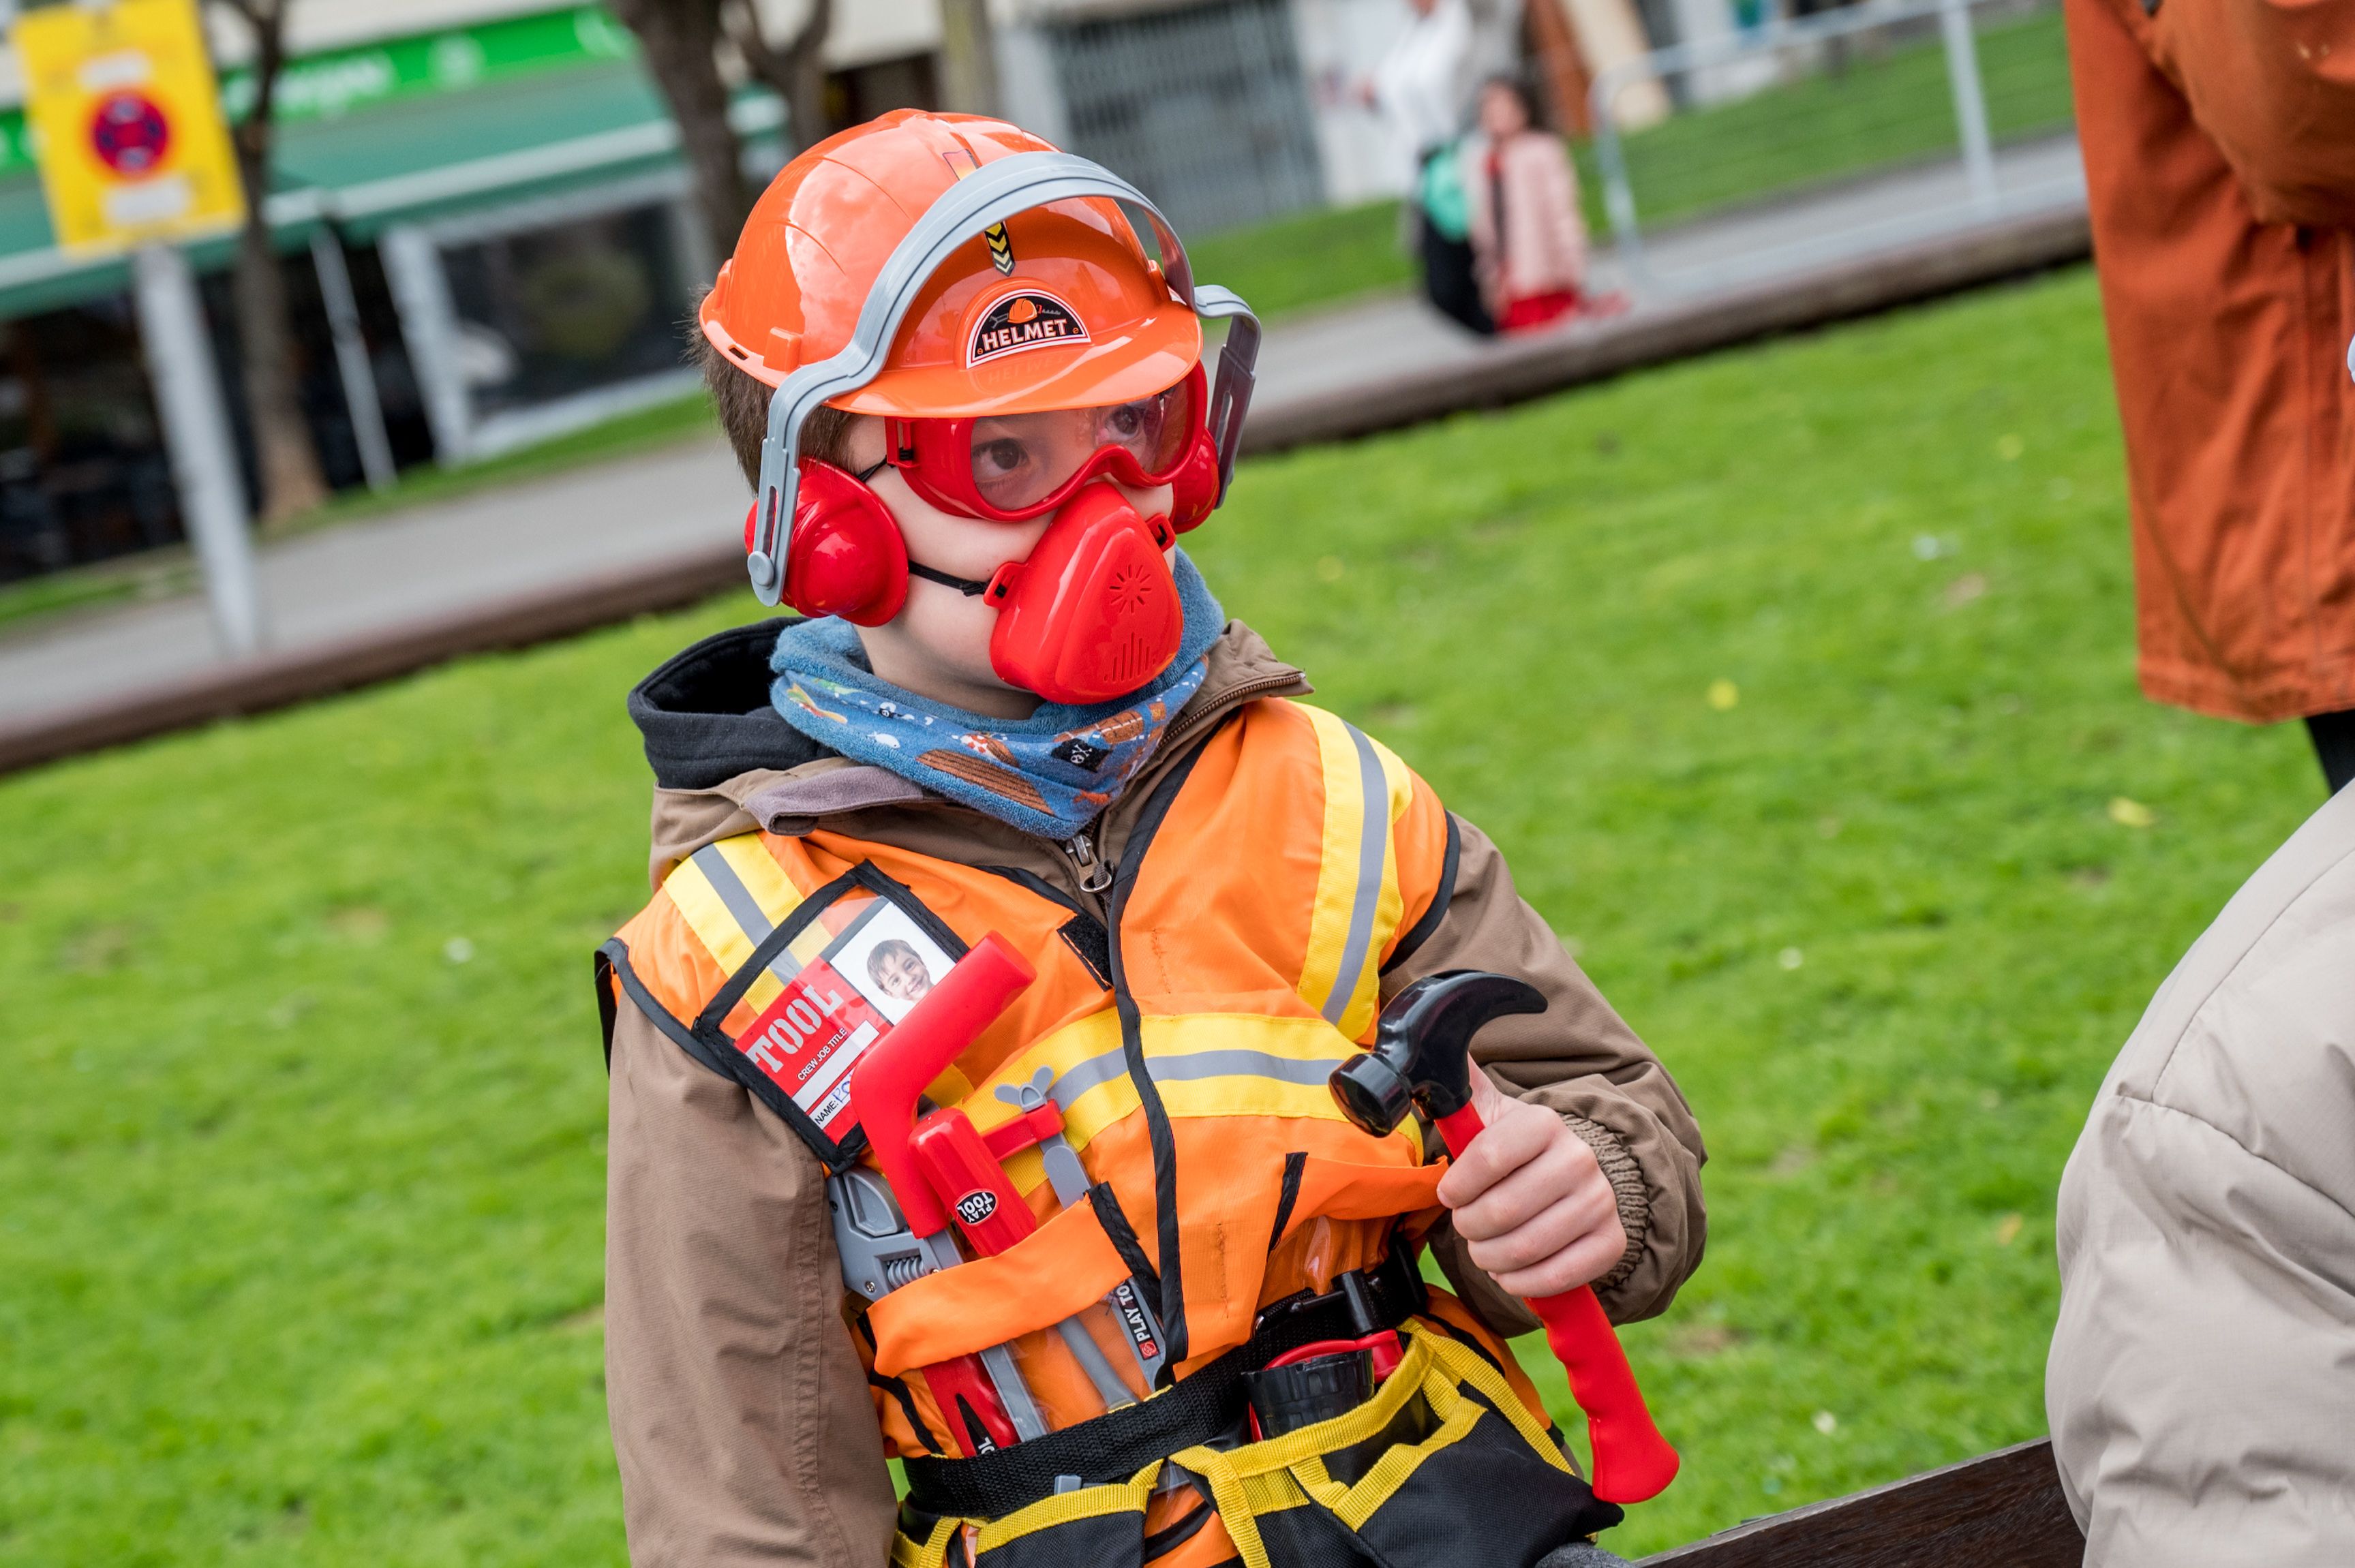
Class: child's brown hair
694,318,855,487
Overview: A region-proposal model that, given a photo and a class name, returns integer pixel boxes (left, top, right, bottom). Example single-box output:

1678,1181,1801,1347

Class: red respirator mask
752,365,1222,706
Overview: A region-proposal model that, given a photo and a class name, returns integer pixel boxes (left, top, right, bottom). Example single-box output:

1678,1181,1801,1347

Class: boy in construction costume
598,112,1706,1568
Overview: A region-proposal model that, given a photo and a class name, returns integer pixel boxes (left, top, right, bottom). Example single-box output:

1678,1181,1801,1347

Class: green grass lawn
1592,8,2073,232
1187,199,1418,321
0,266,2321,1564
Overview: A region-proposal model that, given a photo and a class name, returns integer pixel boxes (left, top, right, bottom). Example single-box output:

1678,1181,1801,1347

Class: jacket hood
628,616,829,791
626,616,1308,885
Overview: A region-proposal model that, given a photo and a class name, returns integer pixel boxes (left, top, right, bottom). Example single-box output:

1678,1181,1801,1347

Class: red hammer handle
1434,1104,1680,1505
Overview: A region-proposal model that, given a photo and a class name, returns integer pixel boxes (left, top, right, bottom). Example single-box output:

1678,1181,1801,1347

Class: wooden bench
1638,1439,2081,1567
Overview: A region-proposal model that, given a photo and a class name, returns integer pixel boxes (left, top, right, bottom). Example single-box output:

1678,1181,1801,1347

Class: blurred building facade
0,0,1701,590
0,0,941,586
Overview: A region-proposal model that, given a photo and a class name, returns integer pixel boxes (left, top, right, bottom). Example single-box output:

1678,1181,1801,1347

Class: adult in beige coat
2046,783,2355,1563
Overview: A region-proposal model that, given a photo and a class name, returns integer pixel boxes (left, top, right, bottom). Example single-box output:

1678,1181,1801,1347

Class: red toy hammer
1328,970,1681,1505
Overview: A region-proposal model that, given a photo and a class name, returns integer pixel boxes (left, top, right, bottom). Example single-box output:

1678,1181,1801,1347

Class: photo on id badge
734,897,958,1135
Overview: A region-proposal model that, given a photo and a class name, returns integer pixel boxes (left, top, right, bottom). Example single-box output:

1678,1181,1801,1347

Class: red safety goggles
883,363,1222,531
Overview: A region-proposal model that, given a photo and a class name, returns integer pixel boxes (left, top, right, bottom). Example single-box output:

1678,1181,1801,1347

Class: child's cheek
895,580,1005,687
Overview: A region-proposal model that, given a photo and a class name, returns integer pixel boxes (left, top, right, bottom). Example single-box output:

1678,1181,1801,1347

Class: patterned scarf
769,551,1226,840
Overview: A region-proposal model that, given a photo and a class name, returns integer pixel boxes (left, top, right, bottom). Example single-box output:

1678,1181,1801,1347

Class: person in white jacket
2046,782,2355,1565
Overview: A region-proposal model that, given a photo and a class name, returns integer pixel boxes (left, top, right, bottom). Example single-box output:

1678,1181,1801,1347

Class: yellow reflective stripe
1296,704,1369,1024
658,834,813,1019
710,834,804,927
663,859,762,981
962,1013,1417,1179
1296,705,1414,1041
1334,731,1414,1041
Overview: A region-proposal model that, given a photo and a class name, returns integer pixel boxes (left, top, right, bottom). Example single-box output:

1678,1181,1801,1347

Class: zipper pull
1065,829,1113,893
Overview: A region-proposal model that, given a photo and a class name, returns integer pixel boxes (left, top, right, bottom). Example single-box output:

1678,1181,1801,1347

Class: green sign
0,4,640,176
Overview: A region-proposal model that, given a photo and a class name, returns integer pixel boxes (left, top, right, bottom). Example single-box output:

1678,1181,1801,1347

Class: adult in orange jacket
2065,0,2355,789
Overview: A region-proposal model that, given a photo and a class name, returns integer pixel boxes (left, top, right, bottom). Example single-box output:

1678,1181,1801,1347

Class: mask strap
907,561,992,596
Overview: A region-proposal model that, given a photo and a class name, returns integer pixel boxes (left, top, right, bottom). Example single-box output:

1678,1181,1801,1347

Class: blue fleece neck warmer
770,551,1225,840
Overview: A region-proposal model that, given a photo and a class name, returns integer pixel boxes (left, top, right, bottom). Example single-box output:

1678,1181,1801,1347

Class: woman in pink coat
1464,76,1593,333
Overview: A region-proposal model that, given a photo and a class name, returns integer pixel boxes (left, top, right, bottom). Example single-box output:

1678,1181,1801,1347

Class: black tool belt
902,1244,1431,1522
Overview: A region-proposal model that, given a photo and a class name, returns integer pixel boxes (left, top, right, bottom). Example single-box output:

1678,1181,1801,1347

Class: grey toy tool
826,1165,1050,1442
997,1067,1170,1384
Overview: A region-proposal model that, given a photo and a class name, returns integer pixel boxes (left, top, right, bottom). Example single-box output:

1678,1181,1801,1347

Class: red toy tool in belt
911,1107,1138,1412
1329,971,1682,1505
852,934,1140,1421
832,935,1045,1451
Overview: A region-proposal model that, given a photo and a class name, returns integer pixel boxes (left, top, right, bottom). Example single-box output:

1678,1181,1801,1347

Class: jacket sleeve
2133,0,2355,226
1384,814,1707,1329
2048,1088,2355,1567
605,998,900,1568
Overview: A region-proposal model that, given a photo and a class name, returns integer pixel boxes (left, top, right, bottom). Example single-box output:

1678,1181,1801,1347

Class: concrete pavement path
0,138,2086,739
0,437,745,729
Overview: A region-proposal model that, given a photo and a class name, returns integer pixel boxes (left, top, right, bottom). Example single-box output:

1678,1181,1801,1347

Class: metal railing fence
1586,0,2076,291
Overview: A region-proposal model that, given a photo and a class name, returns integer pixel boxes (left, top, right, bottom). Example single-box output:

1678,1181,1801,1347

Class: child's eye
975,437,1028,478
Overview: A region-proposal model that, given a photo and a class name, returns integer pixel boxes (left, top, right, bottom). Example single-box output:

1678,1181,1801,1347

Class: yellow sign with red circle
13,0,245,255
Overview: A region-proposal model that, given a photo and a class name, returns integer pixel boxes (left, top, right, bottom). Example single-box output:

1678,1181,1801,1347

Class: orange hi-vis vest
601,697,1613,1567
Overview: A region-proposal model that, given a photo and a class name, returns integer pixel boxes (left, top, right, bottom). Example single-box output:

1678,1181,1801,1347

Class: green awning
0,54,779,319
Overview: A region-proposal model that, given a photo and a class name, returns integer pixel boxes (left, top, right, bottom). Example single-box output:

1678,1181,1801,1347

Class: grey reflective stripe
1049,1043,1339,1105
690,844,804,987
1146,1050,1333,1088
1320,722,1391,1026
1050,1045,1134,1109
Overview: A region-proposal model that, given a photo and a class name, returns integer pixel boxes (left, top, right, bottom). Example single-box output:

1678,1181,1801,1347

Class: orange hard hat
699,110,1201,418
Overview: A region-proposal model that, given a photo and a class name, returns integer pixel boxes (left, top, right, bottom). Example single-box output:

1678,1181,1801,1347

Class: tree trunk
611,0,752,265
936,0,1001,117
1525,0,1596,137
220,0,326,525
729,0,833,156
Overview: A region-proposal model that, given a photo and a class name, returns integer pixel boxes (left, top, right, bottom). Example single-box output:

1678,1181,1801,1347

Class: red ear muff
1166,429,1222,534
780,459,908,626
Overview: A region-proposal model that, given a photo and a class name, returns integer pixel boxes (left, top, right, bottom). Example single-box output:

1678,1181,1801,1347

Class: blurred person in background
1463,75,1591,335
2065,0,2355,793
1370,0,1494,334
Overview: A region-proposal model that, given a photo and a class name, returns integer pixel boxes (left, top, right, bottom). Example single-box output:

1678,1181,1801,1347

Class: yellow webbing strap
1166,1323,1570,1568
971,1462,1162,1555
1296,705,1415,1041
890,1513,960,1568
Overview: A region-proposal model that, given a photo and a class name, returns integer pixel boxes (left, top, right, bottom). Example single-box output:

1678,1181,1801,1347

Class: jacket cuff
1562,1111,1649,1293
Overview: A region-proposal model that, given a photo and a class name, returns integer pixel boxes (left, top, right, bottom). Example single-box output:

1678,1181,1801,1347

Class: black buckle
1256,1244,1429,1342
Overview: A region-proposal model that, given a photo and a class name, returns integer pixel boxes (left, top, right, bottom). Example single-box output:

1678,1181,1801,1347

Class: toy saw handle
1433,1103,1680,1505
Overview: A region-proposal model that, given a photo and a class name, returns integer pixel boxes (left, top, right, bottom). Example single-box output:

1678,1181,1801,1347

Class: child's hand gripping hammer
1327,970,1681,1505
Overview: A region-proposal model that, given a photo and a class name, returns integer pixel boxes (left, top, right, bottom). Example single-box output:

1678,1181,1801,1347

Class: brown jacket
2065,0,2355,722
602,619,1706,1566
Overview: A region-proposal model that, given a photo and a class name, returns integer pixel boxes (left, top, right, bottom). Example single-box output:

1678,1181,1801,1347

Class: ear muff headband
748,150,1262,606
